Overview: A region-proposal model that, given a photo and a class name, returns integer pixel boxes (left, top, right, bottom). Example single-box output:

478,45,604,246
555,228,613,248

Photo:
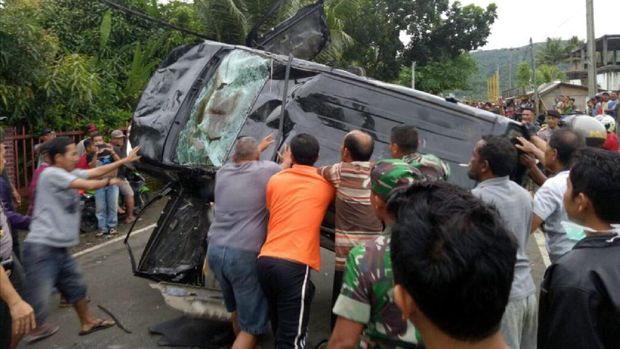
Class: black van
126,41,524,299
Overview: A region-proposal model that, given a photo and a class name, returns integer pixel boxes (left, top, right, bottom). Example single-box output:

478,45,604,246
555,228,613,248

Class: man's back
208,161,280,253
539,234,620,348
320,161,383,270
259,165,334,271
472,177,535,300
533,170,576,262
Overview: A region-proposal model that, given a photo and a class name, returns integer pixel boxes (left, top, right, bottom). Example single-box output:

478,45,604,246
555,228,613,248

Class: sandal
24,324,60,343
109,228,119,236
78,319,116,336
95,231,107,237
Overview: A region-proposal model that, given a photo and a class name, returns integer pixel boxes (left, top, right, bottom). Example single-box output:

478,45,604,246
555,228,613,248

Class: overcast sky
459,0,619,50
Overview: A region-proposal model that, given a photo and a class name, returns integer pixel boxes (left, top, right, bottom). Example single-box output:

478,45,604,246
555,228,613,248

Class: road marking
73,224,157,258
533,230,551,268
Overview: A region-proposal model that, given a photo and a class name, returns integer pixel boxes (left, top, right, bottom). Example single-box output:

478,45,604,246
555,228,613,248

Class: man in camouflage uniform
327,159,424,349
389,125,450,181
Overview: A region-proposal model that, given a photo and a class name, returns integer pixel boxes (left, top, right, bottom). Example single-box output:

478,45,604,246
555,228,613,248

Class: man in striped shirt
319,130,383,328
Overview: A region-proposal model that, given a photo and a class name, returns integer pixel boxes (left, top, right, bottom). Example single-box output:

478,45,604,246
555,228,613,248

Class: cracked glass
176,50,270,167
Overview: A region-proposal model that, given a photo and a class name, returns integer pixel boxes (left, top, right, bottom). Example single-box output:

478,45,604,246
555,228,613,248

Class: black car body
127,40,524,292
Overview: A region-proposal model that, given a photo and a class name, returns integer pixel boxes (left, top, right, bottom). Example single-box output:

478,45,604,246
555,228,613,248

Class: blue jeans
21,243,87,325
95,185,119,232
207,245,269,335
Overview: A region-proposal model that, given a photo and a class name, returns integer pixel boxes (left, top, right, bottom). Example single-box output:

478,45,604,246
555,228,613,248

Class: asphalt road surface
19,202,550,349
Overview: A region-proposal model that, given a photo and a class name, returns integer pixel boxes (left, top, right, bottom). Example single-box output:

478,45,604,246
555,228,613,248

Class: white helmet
595,114,616,132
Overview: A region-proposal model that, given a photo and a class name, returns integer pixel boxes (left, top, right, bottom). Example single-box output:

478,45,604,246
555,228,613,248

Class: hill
459,42,570,100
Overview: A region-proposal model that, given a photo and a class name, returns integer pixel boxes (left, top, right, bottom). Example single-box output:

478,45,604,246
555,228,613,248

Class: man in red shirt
258,134,334,348
76,139,97,170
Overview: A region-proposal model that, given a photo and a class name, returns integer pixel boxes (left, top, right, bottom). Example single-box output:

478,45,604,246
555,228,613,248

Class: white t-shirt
26,167,88,247
533,170,577,262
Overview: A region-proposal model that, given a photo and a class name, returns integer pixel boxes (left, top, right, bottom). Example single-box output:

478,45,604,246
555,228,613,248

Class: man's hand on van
259,134,275,153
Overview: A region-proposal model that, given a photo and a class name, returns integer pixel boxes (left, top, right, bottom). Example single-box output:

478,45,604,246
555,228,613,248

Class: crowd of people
202,120,619,349
1,112,620,349
0,131,142,348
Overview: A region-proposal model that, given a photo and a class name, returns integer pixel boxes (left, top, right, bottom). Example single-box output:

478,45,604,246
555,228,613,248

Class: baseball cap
87,123,97,132
111,130,125,138
40,128,54,137
546,110,561,118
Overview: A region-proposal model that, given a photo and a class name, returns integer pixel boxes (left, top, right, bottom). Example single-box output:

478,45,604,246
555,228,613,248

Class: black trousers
257,257,315,349
330,270,344,330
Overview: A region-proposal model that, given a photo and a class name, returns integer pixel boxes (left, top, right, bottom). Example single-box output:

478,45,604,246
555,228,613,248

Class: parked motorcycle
119,171,151,214
80,191,98,233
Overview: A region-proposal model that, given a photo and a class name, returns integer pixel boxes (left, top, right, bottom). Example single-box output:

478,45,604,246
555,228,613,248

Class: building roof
528,81,588,96
571,34,620,53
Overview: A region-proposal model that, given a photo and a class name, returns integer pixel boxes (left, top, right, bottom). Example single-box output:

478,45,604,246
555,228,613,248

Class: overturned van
125,39,524,319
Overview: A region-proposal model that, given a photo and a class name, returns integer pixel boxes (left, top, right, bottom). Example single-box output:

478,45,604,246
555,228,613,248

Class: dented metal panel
128,41,524,284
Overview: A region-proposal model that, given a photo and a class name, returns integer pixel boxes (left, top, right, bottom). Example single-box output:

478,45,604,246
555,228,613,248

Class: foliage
516,61,532,88
536,36,583,66
401,1,498,67
1,0,498,130
396,53,478,95
536,64,566,84
0,0,201,131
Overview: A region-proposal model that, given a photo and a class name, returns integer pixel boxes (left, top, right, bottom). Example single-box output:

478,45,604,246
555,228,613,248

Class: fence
3,127,84,197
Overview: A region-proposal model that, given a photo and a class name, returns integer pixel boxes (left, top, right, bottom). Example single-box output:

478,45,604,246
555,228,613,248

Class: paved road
19,202,549,349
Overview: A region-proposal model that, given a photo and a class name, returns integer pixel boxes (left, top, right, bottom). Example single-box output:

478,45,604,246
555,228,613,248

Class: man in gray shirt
21,137,140,343
206,134,288,349
531,129,584,262
468,135,537,349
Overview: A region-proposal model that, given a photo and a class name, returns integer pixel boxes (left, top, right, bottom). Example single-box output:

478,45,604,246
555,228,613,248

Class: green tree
536,64,566,84
336,0,496,82
536,36,584,66
536,38,565,65
396,53,478,95
516,61,532,88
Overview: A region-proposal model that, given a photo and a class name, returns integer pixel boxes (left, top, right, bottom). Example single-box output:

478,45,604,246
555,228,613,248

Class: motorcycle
120,171,151,214
79,191,98,233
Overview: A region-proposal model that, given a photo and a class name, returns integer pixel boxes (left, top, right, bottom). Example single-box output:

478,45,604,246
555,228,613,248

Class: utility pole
411,61,416,90
529,38,540,116
508,48,513,89
586,0,597,96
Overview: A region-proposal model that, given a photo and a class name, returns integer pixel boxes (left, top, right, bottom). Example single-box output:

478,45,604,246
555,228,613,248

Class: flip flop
78,319,116,336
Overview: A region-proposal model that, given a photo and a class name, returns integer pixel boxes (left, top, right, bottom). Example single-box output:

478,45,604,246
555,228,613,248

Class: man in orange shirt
258,133,334,349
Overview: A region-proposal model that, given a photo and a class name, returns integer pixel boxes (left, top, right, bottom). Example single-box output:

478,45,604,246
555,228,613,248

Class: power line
97,0,212,40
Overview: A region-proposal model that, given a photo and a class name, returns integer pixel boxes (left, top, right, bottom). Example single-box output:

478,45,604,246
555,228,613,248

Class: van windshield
176,50,270,167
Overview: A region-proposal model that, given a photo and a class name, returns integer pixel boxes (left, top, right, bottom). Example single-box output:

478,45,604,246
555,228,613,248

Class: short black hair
391,125,418,153
48,137,75,164
290,133,320,166
479,135,517,177
390,182,517,341
548,128,584,166
84,138,93,149
570,148,620,223
344,131,374,161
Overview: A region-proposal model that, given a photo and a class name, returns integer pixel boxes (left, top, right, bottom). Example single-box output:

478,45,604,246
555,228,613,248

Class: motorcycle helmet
564,115,607,148
595,114,616,133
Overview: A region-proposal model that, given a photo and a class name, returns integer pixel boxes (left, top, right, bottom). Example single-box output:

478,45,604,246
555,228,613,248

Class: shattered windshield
176,50,270,167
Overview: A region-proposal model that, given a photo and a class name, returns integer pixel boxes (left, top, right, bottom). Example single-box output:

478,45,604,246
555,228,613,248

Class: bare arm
69,177,122,191
0,265,36,336
88,152,98,169
516,137,546,163
84,147,140,179
327,317,364,349
531,213,544,234
520,153,547,186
